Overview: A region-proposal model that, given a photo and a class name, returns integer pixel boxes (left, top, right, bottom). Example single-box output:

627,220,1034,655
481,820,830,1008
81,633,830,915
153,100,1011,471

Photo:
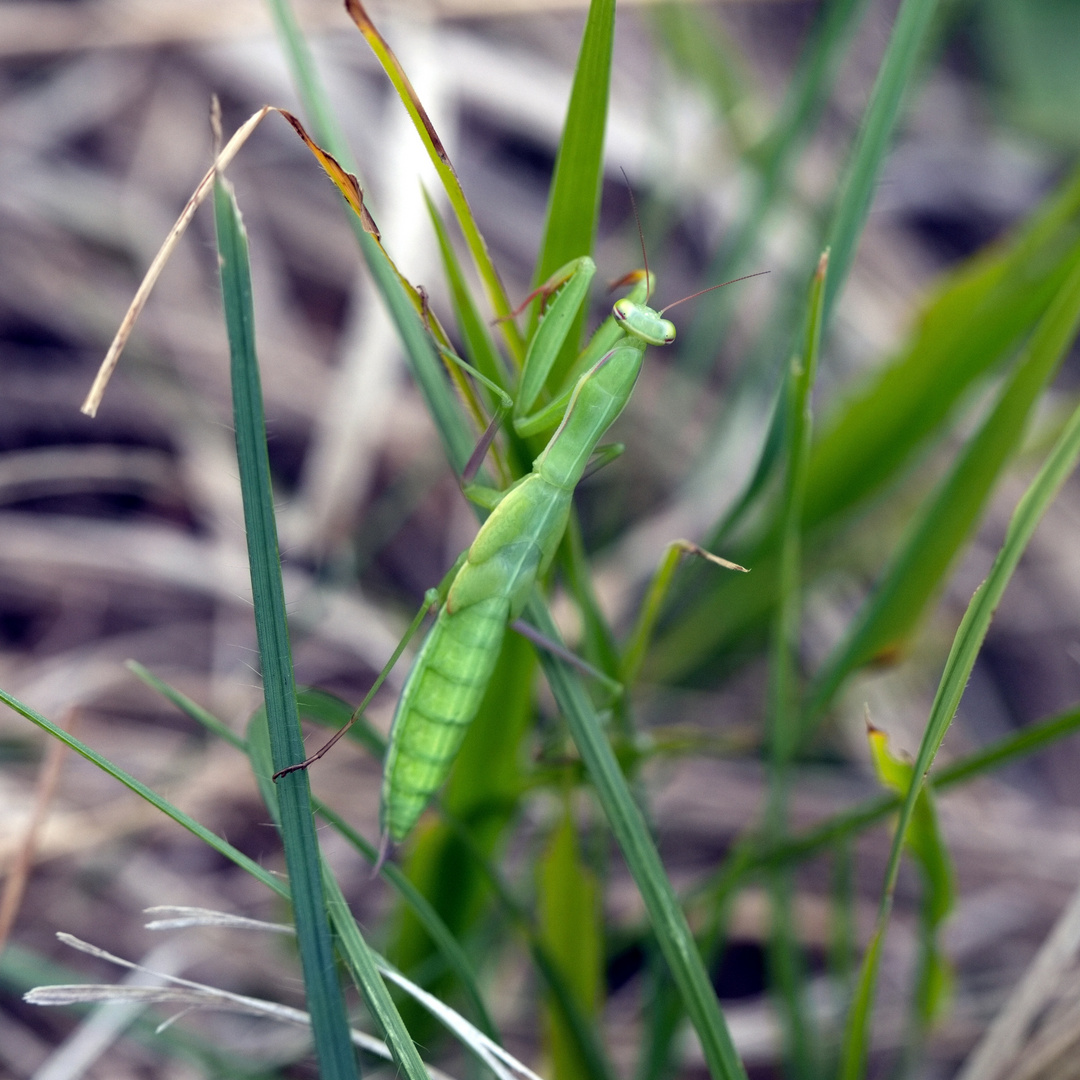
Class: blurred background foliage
3,1,1080,1078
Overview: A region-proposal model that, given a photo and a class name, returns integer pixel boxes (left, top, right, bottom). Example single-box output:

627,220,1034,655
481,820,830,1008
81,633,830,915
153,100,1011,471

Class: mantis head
613,298,677,347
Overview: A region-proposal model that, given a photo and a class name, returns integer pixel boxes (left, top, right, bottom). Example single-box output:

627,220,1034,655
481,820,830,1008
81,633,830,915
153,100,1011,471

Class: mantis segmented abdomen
380,594,509,842
381,473,576,842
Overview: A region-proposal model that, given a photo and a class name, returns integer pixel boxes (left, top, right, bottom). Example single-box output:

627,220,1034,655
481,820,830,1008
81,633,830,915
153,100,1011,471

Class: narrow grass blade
809,248,1080,717
769,252,828,737
433,809,620,1080
746,700,1080,881
124,669,498,1043
808,166,1080,530
245,714,433,1080
264,3,478,472
649,165,1080,685
312,800,499,1040
244,706,500,1046
214,175,357,1080
342,0,522,361
822,0,940,323
534,0,614,285
839,366,1080,1080
126,661,245,752
525,596,749,1080
296,686,388,761
532,0,615,387
867,725,954,1060
669,0,869,368
539,808,602,1080
764,252,829,1079
265,0,352,171
425,188,510,399
0,684,285,900
635,962,684,1080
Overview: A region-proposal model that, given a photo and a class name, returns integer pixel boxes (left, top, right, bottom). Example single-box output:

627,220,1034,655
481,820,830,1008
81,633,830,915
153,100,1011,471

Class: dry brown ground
2,2,1080,1078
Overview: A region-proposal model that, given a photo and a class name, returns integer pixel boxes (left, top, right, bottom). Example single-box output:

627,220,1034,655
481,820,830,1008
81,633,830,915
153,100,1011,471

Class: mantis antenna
619,167,768,313
621,167,652,304
659,272,771,315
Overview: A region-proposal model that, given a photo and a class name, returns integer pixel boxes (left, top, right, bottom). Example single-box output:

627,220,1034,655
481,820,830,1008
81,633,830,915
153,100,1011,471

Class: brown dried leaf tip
278,108,380,240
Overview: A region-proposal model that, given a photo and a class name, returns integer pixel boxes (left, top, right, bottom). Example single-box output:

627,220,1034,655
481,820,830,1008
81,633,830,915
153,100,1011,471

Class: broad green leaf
649,164,1080,685
809,241,1080,716
807,164,1080,530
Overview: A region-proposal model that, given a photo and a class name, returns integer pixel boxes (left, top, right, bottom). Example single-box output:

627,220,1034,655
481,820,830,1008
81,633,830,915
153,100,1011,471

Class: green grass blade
0,683,286,900
764,253,829,1079
867,726,955,1059
122,667,497,1042
364,238,477,475
265,2,475,472
825,839,857,1077
674,0,870,367
839,369,1080,1080
534,0,615,286
126,660,245,752
650,4,755,154
648,164,1080,685
539,808,603,1080
342,0,523,361
716,701,1080,882
214,175,358,1080
313,800,499,1041
265,0,353,171
807,165,1080,530
245,715,433,1080
296,686,388,761
425,188,510,398
324,870,438,1080
822,0,940,322
526,596,749,1080
635,963,684,1080
434,804,622,1080
531,0,615,388
809,247,1080,717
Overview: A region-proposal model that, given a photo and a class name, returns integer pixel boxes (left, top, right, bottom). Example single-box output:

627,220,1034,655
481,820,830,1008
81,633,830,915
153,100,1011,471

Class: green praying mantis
79,91,762,853
372,248,764,845
273,224,763,847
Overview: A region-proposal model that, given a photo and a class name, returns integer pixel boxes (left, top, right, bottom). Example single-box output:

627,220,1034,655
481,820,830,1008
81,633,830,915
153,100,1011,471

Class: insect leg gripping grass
380,267,675,843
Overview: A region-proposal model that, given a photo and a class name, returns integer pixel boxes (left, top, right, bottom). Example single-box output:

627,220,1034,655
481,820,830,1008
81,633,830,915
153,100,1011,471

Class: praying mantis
81,91,761,849
375,250,763,844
